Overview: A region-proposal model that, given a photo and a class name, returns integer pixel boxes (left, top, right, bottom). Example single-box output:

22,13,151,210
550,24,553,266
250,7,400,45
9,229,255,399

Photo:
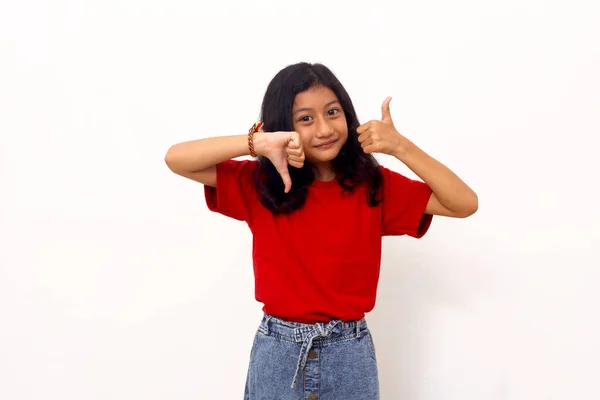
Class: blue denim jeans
244,313,380,399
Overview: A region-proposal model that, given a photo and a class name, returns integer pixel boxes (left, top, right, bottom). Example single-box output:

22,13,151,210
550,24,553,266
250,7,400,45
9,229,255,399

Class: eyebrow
293,100,340,115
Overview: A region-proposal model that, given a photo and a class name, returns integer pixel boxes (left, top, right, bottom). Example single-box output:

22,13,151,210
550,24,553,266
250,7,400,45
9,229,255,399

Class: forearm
165,134,250,172
395,140,478,215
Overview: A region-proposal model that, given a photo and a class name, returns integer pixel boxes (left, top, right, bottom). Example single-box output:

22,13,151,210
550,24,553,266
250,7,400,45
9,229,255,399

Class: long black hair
255,62,382,214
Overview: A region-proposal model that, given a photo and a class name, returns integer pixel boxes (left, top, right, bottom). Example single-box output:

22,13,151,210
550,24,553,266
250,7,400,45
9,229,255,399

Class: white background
1,0,599,399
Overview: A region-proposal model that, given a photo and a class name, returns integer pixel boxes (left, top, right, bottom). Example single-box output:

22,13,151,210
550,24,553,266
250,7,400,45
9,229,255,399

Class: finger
360,137,373,149
287,147,304,158
362,145,375,154
357,131,370,144
356,121,372,134
287,154,305,165
381,96,392,122
276,167,292,193
288,158,304,169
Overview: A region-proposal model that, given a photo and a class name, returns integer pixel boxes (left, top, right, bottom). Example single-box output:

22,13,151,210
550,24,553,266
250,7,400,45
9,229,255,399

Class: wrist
393,137,413,160
251,131,268,157
247,121,265,157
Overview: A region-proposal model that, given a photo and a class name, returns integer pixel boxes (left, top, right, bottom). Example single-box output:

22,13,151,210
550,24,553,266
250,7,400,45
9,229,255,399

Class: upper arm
424,192,469,218
167,165,217,187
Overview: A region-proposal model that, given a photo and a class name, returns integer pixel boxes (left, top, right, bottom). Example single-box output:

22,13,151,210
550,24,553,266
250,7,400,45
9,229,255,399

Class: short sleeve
381,166,433,238
204,160,258,222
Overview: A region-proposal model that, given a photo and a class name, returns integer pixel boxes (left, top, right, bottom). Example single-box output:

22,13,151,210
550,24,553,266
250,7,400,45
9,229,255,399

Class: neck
313,163,336,182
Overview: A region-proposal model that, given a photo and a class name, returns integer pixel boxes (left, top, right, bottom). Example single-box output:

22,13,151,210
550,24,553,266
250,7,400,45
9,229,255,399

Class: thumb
276,165,292,193
381,96,393,122
287,131,301,149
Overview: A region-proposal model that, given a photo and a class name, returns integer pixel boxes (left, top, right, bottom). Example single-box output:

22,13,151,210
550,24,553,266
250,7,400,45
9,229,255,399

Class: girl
165,62,478,400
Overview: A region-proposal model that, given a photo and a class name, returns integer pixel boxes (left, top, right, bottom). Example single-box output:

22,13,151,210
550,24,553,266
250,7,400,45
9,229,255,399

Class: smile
314,139,338,149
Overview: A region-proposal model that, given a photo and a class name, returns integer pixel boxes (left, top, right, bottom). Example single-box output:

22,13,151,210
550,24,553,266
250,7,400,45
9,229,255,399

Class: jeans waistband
258,313,369,389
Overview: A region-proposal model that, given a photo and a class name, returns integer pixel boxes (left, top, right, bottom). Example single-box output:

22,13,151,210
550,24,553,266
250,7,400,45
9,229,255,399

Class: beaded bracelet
247,121,263,157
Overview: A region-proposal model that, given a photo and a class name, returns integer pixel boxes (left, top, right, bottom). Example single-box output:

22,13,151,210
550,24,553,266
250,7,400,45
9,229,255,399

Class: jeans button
308,350,318,359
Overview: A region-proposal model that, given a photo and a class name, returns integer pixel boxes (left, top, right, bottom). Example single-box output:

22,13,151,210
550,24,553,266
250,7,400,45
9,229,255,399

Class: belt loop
264,315,273,335
356,320,360,338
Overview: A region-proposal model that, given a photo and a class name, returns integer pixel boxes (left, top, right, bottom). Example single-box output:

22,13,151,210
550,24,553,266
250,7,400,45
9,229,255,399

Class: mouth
314,139,338,149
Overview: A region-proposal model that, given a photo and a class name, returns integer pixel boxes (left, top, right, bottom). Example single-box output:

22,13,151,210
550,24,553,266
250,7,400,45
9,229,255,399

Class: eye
328,108,340,116
299,115,312,122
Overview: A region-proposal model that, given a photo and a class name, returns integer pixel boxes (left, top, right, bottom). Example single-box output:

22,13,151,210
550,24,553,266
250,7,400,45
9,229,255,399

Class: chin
309,149,342,164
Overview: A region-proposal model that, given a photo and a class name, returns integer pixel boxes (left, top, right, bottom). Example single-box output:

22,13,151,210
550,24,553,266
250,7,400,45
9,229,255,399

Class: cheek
336,117,349,133
294,130,313,149
337,121,349,141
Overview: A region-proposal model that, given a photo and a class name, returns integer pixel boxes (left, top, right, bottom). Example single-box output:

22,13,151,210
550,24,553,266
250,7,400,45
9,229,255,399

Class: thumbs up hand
356,97,407,158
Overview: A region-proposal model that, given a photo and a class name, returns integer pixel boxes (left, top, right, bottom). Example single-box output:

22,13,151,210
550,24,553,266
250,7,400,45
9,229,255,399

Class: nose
315,117,334,139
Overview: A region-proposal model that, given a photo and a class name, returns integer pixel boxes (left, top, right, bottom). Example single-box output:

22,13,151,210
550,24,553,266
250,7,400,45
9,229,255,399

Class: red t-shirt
204,160,433,323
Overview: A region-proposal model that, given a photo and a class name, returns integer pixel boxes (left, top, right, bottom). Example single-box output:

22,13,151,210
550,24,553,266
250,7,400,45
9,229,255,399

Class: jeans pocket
249,330,260,363
366,331,378,362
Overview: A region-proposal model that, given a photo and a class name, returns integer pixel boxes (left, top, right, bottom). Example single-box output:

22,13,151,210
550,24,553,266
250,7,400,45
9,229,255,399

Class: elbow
460,192,478,218
164,146,180,172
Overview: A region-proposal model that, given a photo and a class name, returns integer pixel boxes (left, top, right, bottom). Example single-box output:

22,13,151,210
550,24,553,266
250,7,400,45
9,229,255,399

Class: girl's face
291,85,348,170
